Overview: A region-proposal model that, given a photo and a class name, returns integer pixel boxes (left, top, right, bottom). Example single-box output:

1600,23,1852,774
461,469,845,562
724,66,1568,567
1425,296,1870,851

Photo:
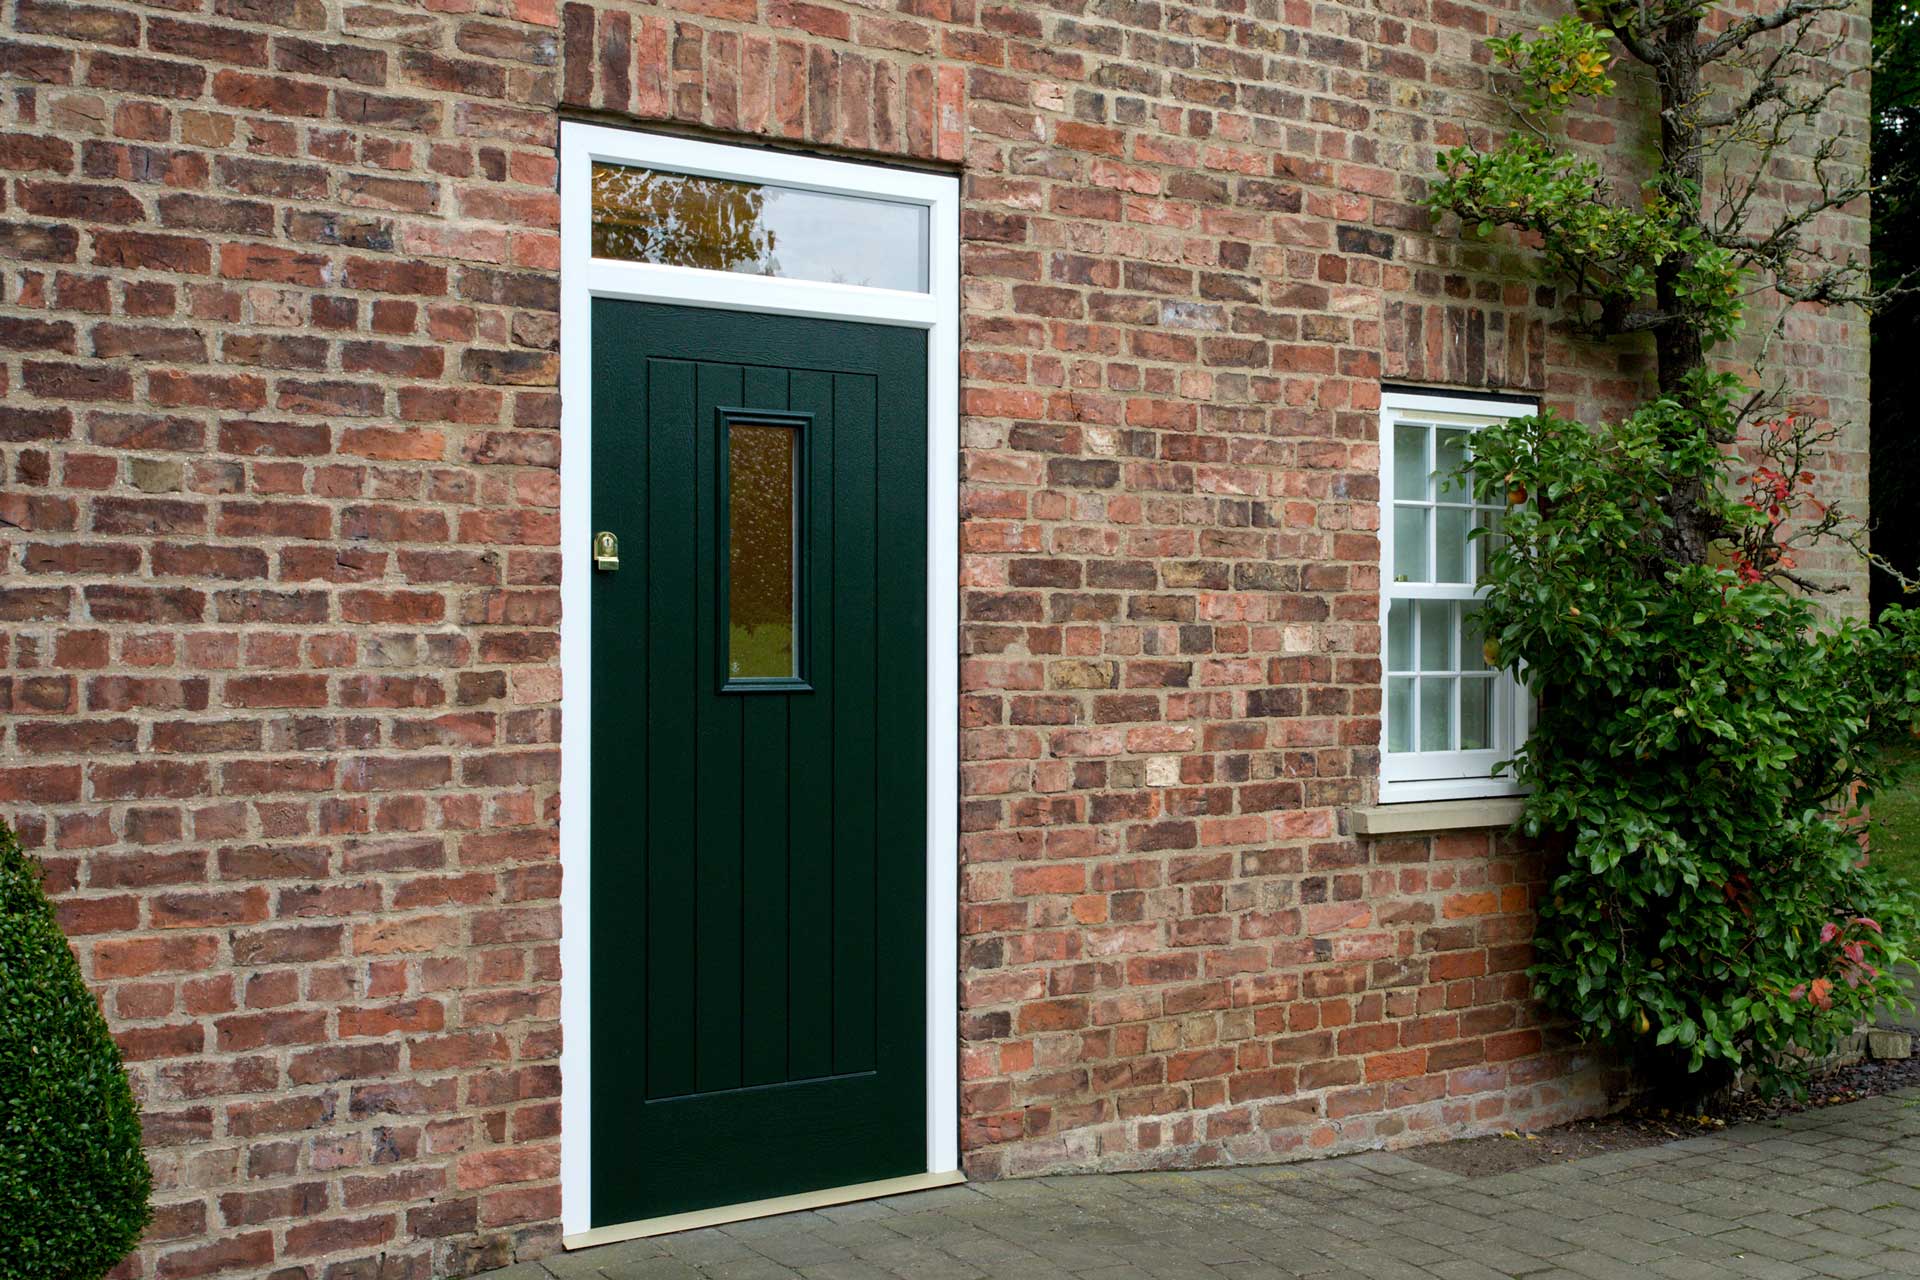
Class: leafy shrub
1424,0,1920,1098
0,818,152,1279
1466,377,1920,1094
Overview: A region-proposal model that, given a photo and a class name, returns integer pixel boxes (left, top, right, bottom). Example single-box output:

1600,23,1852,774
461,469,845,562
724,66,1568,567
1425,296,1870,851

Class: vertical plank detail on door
831,372,879,1076
874,348,930,1080
786,369,836,1083
644,356,696,1102
694,362,746,1095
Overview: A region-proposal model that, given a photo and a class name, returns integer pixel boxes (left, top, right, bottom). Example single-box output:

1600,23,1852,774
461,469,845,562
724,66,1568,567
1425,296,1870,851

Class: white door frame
556,123,962,1241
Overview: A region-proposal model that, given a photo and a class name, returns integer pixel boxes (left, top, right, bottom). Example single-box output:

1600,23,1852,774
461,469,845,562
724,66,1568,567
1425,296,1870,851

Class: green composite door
589,299,929,1227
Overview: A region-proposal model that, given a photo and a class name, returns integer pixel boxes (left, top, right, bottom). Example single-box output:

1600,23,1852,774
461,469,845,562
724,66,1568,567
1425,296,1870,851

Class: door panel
590,300,928,1226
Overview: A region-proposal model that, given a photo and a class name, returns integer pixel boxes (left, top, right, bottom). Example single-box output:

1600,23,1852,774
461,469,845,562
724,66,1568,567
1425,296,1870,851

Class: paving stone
594,1261,707,1280
792,1262,899,1280
1800,1256,1889,1278
487,1090,1920,1280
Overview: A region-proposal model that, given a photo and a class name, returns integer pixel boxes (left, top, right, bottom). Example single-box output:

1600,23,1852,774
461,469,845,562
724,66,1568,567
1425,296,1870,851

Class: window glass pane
1418,599,1453,671
1435,428,1471,503
1387,600,1413,673
1460,601,1489,672
728,422,798,680
1419,677,1454,751
1460,677,1493,750
592,162,930,292
1393,506,1428,582
1387,677,1415,753
1393,423,1429,501
1435,507,1470,583
1473,508,1505,581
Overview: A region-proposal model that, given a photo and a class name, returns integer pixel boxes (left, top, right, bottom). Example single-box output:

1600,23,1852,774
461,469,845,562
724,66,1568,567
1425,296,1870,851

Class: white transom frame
1377,390,1535,805
557,122,962,1239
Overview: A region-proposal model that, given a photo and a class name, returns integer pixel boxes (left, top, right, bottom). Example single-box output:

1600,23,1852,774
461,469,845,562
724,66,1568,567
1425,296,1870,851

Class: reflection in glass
1387,600,1413,672
1436,507,1470,582
592,163,930,292
1394,424,1429,500
1388,678,1415,753
1461,677,1492,750
1461,601,1488,671
728,423,797,681
1474,508,1505,580
1420,678,1454,751
1393,506,1428,582
1435,428,1470,502
1418,599,1452,671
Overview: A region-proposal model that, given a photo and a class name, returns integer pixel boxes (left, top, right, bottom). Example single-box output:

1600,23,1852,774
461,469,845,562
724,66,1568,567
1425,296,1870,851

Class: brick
146,17,269,64
19,181,144,224
0,39,73,84
25,361,132,401
94,934,221,979
16,0,138,45
156,1231,274,1280
218,1182,328,1227
219,242,331,285
91,230,211,274
224,674,330,709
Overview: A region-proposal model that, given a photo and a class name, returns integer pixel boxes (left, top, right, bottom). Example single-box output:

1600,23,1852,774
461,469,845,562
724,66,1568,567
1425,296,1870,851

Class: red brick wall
0,0,1867,1276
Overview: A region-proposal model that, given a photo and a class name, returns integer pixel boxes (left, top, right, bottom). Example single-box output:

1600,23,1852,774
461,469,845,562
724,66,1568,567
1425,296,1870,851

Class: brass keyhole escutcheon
593,531,620,572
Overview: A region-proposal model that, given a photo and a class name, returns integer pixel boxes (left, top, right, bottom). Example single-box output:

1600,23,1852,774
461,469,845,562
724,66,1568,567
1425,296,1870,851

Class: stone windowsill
1346,796,1528,837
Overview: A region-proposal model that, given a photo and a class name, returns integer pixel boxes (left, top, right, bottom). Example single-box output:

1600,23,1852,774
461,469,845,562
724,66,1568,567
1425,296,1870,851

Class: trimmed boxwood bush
1,817,151,1280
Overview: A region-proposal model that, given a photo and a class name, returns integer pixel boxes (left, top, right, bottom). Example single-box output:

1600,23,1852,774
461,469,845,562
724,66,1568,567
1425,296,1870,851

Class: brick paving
478,1088,1920,1280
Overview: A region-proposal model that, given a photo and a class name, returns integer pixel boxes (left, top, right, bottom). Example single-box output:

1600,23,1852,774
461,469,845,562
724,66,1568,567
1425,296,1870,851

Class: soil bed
1403,1052,1920,1178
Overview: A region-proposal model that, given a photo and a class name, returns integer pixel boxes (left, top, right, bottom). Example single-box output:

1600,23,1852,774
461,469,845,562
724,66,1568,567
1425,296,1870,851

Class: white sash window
1378,390,1534,803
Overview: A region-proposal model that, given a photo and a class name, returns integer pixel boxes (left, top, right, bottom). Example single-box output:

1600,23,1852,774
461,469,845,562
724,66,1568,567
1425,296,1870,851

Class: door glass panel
592,163,930,292
727,421,798,681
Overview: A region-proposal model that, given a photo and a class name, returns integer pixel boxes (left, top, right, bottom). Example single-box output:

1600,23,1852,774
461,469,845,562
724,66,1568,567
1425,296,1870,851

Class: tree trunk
1649,22,1722,567
1652,23,1706,399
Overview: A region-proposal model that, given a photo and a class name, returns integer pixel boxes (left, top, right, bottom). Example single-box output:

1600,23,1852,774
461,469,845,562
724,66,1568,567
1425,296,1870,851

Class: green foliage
1463,384,1920,1091
1488,15,1618,116
1867,745,1920,888
1429,17,1745,345
0,818,152,1280
1431,1,1918,1095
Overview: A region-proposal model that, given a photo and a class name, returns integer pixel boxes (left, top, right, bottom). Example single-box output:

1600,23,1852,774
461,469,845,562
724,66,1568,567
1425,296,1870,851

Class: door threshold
563,1170,967,1249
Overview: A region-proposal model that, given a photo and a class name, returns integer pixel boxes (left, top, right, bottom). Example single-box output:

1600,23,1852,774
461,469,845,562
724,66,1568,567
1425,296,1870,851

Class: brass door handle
593,531,620,571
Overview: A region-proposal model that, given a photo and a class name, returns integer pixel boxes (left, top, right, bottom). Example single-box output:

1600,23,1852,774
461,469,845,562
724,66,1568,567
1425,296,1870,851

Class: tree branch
1699,0,1851,63
1616,310,1686,332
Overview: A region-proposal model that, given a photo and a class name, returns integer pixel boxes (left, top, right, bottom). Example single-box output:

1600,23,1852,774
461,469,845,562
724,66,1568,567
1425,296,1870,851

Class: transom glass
591,162,930,293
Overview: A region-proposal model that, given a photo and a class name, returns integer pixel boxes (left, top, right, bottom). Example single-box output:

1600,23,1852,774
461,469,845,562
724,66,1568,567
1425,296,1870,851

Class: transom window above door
1378,389,1536,804
590,162,930,292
